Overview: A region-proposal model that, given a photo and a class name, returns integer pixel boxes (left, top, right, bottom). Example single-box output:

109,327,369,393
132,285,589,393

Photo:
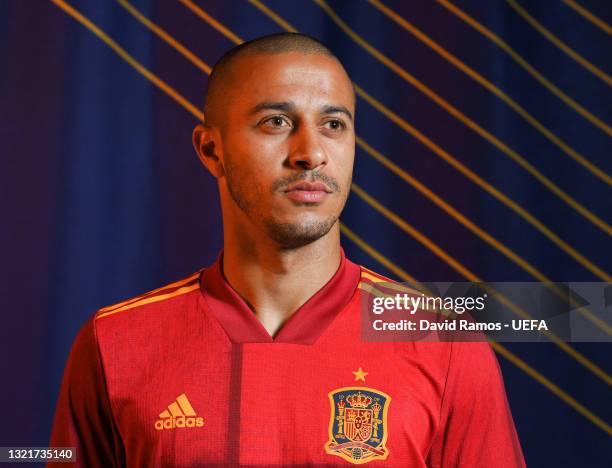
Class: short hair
203,32,347,125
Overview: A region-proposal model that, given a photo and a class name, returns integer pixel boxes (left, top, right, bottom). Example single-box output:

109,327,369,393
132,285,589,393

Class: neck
222,222,342,338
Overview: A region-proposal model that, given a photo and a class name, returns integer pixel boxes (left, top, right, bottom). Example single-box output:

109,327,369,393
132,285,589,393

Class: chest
105,340,445,466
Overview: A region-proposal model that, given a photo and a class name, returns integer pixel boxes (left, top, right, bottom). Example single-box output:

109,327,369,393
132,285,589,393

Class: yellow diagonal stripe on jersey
177,393,197,416
168,402,184,417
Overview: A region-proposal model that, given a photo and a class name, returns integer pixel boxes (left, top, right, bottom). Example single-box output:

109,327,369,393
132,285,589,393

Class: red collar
199,248,361,344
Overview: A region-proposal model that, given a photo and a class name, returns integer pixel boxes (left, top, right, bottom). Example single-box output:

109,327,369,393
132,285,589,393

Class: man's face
209,52,355,248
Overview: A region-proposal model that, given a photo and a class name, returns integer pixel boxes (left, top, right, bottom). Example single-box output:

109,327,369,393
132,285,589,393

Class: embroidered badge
325,387,391,464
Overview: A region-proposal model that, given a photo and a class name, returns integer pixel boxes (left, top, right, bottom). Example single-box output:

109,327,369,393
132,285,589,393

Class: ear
192,123,225,178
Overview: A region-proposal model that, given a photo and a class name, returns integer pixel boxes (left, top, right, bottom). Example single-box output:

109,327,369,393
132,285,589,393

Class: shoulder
357,264,423,298
447,340,501,381
89,270,207,367
358,265,396,284
356,265,498,369
94,270,202,324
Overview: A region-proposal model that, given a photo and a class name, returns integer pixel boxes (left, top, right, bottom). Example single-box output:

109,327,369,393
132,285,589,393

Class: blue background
1,1,610,466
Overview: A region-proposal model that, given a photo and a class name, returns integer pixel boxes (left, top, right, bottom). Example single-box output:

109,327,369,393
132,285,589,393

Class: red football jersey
48,249,525,467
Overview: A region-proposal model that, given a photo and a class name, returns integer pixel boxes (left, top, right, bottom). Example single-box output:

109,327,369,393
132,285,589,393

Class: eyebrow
322,104,354,122
249,101,353,122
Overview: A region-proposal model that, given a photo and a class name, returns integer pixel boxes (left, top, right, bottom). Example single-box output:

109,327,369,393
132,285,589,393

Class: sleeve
47,316,125,467
426,341,526,468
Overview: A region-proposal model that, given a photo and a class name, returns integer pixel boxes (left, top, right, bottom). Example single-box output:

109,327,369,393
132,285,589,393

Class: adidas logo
154,393,204,431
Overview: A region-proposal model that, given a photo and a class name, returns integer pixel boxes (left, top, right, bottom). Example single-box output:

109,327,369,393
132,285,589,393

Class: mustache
271,171,341,193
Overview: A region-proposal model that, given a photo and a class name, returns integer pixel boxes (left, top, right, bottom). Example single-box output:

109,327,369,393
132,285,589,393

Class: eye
323,119,346,131
261,115,291,129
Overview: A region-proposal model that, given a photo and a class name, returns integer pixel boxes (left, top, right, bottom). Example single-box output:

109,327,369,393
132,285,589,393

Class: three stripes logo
155,393,204,431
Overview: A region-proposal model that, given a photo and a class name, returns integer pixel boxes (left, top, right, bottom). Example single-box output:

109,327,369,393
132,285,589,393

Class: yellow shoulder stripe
97,272,200,313
361,269,394,284
360,269,422,296
96,282,200,320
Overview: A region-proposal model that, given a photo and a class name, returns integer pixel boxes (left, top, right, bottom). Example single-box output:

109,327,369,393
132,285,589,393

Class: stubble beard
262,214,339,249
225,167,344,249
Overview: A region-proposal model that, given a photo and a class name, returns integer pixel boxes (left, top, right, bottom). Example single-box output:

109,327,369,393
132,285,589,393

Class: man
49,33,525,467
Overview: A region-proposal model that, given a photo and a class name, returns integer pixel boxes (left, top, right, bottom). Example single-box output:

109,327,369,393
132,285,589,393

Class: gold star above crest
352,367,368,382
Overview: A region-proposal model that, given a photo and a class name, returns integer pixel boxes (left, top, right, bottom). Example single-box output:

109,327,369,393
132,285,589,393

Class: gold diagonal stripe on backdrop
369,0,612,140
340,225,612,436
118,0,612,380
351,182,612,337
490,341,611,436
352,181,612,376
49,1,202,120
355,86,612,278
118,0,211,74
177,0,242,45
341,224,418,283
563,0,612,35
244,0,612,279
437,0,611,147
118,0,612,364
248,0,296,33
311,0,612,231
506,0,612,85
353,184,477,281
353,135,564,280
49,0,612,435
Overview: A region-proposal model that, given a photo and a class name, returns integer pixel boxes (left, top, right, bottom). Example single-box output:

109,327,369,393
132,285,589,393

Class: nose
287,124,328,170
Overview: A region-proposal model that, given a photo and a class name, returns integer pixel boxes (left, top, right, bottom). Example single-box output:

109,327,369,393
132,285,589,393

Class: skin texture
193,51,355,336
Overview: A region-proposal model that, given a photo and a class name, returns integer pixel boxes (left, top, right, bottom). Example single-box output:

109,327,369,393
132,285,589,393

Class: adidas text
155,416,204,430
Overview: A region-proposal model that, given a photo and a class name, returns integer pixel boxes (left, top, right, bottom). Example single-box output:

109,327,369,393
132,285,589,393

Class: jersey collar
199,248,361,344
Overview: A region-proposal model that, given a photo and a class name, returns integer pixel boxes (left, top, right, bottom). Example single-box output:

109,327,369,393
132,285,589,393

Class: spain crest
324,387,391,464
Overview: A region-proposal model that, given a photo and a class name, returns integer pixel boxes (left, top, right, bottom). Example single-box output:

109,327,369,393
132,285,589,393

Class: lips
285,181,333,193
284,181,333,203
